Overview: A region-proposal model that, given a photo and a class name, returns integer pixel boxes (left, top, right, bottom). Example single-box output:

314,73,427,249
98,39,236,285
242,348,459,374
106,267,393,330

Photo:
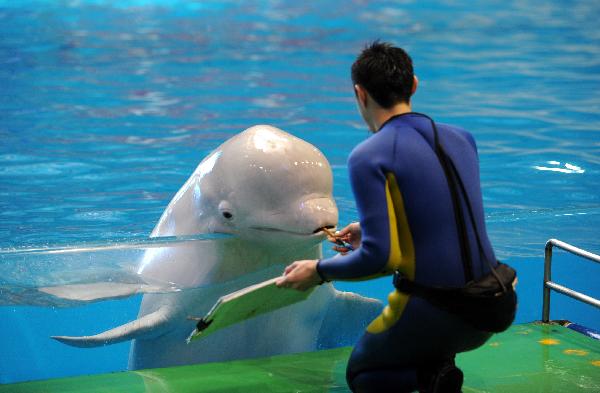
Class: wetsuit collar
377,112,425,132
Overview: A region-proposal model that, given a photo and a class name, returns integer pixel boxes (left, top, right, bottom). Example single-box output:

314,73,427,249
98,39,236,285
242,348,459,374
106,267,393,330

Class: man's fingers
276,259,320,292
283,262,298,275
336,227,350,236
340,233,353,242
276,277,306,291
275,277,286,287
332,245,349,253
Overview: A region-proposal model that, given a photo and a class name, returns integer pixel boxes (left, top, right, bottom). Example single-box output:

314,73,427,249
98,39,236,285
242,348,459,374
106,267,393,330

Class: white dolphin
52,125,382,370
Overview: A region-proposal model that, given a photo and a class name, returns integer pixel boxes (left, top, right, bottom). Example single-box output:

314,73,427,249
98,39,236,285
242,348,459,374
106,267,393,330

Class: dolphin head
198,125,338,247
143,125,338,284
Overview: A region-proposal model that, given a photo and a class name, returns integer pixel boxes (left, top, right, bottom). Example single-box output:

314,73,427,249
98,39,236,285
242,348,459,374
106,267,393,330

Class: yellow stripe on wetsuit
366,173,416,334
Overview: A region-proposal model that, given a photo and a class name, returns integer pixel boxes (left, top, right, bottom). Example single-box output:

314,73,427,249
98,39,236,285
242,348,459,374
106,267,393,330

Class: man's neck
372,102,412,132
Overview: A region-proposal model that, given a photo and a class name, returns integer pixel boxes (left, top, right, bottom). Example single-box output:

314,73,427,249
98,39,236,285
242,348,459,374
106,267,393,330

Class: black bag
393,262,517,333
394,114,517,333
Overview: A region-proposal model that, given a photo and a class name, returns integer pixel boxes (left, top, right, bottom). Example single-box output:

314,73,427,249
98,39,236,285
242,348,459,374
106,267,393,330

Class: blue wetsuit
317,113,494,392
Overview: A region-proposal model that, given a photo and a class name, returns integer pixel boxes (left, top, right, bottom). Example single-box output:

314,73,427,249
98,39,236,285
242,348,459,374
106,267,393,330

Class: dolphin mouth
248,225,335,236
313,225,335,234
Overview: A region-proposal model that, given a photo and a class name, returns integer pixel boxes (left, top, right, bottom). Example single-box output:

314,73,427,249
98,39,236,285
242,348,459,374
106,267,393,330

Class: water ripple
0,0,599,260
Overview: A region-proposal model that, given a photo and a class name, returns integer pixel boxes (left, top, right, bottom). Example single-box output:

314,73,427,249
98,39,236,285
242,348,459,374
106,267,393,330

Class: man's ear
411,75,419,96
354,84,368,108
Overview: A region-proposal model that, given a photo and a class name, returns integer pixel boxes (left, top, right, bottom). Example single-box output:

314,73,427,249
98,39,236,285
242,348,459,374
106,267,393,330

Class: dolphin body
53,125,382,370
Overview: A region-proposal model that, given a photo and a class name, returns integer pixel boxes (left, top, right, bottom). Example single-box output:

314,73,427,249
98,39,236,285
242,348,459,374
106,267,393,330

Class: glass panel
0,234,231,307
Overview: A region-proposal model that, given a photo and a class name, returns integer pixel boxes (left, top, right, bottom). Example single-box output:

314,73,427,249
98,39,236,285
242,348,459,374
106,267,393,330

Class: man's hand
329,222,361,254
275,259,322,291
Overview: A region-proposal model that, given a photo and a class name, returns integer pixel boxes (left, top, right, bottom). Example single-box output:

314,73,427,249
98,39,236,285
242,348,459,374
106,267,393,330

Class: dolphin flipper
52,305,173,348
39,282,170,303
317,290,383,349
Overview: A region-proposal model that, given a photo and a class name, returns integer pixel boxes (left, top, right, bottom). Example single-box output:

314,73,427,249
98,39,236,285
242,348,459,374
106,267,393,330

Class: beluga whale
52,125,382,370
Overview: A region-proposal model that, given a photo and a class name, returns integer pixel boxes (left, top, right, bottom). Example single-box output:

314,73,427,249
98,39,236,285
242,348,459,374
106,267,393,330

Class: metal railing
542,239,600,322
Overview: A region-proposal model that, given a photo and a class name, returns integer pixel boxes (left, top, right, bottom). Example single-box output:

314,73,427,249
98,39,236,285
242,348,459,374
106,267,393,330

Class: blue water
1,0,599,384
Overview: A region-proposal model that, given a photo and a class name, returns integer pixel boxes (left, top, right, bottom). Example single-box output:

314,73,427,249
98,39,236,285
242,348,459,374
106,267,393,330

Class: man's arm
316,140,393,281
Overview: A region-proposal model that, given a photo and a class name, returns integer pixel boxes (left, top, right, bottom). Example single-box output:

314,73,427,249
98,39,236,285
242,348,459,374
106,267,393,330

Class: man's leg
344,296,491,392
350,368,418,393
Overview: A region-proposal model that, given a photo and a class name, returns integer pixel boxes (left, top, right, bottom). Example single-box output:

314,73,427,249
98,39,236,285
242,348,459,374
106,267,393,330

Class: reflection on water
533,161,585,174
1,1,599,258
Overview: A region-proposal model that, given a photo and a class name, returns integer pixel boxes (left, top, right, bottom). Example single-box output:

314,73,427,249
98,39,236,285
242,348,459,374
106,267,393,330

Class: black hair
351,41,414,108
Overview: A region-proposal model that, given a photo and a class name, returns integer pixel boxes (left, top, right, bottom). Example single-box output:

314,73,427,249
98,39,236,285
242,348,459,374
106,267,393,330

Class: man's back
349,113,496,287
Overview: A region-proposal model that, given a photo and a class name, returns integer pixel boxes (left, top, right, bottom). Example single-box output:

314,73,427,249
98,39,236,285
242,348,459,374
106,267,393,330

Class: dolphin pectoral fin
52,305,173,348
39,282,171,302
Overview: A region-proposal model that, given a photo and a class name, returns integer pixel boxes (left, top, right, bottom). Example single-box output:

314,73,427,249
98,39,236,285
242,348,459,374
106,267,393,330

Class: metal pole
550,238,600,264
545,281,600,309
541,238,600,323
542,239,554,322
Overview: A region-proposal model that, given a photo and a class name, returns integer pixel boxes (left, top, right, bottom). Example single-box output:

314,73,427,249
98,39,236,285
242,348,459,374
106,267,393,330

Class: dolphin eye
218,200,234,221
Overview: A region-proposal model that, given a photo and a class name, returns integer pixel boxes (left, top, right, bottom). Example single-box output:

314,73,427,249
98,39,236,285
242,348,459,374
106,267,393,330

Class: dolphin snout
297,197,338,234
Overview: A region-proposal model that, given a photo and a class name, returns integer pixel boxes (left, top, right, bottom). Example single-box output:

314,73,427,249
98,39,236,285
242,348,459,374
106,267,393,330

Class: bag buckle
392,270,409,292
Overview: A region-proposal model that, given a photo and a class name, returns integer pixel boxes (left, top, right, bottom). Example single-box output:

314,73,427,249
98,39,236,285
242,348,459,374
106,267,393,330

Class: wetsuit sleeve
316,140,392,281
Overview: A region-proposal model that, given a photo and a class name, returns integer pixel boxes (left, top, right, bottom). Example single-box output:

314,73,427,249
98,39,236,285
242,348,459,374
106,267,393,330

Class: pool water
1,0,599,384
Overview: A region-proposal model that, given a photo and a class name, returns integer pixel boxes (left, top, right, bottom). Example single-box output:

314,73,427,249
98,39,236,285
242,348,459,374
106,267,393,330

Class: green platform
2,323,599,392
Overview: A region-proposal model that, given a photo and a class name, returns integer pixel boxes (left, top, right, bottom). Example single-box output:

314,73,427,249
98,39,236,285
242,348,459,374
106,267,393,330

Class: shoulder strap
441,142,506,291
428,119,475,283
411,113,500,287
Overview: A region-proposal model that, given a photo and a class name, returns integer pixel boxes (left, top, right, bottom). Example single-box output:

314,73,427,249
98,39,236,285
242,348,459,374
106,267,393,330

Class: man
276,41,496,393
